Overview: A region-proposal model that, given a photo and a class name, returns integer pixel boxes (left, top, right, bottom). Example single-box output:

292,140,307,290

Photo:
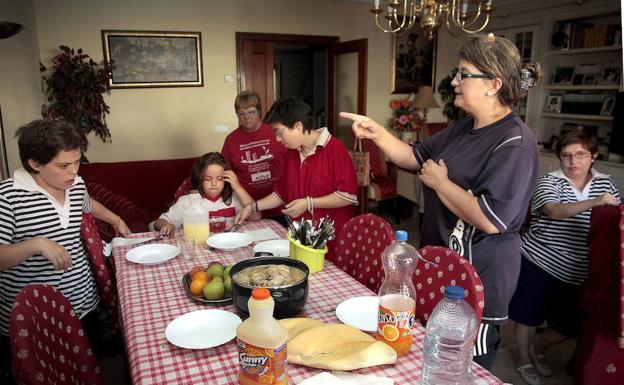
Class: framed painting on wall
390,30,436,94
101,30,203,88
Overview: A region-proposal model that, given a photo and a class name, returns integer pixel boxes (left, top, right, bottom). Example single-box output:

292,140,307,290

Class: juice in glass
183,223,210,244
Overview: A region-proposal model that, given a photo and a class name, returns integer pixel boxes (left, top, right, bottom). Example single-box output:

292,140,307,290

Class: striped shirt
0,169,99,335
522,169,620,285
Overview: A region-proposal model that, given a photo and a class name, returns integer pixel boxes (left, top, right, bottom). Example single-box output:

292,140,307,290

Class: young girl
154,152,257,236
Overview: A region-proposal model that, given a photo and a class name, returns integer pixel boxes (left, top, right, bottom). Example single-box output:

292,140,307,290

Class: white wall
27,0,416,167
0,0,42,174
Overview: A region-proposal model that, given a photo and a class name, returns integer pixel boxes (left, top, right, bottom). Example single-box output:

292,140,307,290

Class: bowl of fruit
183,261,233,304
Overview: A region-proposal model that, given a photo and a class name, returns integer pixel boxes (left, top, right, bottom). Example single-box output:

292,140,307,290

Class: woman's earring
486,91,493,96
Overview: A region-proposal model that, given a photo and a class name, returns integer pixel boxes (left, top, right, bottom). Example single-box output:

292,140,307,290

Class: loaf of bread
279,318,397,371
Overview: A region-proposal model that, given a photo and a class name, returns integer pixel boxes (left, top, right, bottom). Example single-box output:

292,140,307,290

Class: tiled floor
99,205,576,385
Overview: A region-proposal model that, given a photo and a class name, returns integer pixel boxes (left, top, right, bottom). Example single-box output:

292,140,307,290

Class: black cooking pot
230,257,309,319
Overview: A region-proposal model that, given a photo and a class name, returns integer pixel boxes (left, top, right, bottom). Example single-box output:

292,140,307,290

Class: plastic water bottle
421,285,478,385
376,230,419,356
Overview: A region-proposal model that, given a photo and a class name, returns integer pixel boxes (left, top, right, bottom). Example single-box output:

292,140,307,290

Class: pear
223,265,232,278
224,276,232,297
202,280,225,300
207,263,225,278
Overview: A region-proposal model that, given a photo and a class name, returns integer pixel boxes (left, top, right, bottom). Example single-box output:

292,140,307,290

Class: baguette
279,319,397,371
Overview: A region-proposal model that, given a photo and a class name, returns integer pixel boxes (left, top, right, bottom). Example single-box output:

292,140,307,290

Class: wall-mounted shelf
547,45,622,55
544,85,620,91
541,112,613,121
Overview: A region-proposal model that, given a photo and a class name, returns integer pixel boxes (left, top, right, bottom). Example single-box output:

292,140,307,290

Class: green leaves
41,45,113,142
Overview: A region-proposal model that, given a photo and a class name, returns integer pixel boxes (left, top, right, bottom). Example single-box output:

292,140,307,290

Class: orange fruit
189,266,204,277
189,278,208,296
382,324,400,342
192,271,211,282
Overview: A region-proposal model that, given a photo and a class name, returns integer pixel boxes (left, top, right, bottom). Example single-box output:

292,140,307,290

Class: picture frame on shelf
582,75,597,85
600,96,616,116
597,64,622,85
101,30,203,88
551,21,572,50
552,67,574,85
544,94,563,113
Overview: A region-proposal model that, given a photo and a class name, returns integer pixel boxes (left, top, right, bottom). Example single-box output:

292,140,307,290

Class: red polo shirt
274,128,358,236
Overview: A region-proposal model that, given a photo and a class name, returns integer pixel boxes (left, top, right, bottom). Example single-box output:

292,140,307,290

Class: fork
224,223,241,233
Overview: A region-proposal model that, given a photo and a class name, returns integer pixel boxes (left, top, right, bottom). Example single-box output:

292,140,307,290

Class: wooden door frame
327,39,368,133
236,33,339,109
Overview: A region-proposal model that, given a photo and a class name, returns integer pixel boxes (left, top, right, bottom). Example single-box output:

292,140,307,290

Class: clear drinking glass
177,239,195,261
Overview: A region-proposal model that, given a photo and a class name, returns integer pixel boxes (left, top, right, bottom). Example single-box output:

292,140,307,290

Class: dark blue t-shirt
413,113,538,323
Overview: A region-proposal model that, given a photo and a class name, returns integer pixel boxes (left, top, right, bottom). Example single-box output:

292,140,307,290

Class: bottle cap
251,287,271,300
444,285,465,299
395,230,408,241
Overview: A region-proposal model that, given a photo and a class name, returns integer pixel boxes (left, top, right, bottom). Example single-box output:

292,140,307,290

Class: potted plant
437,68,467,123
40,46,113,143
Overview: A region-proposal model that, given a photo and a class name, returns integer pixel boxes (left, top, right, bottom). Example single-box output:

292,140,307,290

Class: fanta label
377,304,415,348
237,339,287,385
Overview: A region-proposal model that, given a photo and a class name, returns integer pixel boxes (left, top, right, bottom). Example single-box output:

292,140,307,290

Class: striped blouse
521,169,620,284
0,169,99,335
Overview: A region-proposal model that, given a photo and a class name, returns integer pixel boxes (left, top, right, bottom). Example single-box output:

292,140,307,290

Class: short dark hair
264,96,316,134
190,152,233,205
555,130,598,157
16,119,88,173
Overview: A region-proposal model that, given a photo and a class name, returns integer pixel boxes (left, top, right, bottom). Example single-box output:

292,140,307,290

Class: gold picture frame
390,30,436,94
101,30,203,88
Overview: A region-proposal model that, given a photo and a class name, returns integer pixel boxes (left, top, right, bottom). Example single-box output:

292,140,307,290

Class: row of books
552,20,621,50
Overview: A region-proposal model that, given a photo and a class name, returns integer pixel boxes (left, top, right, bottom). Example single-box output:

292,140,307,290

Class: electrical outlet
214,124,229,133
224,74,234,83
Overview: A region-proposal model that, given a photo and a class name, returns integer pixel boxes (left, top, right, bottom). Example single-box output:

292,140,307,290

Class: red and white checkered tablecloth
112,219,503,385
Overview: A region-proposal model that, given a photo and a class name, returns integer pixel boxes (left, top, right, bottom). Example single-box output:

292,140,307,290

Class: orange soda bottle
376,230,418,356
236,288,288,385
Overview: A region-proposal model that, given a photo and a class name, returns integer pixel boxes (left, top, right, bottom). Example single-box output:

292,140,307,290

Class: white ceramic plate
165,309,242,349
125,244,179,264
253,239,290,257
335,296,379,333
206,232,254,250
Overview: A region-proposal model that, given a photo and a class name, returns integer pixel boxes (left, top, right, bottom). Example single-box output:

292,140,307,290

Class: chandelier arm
460,13,490,33
374,13,404,33
461,5,484,28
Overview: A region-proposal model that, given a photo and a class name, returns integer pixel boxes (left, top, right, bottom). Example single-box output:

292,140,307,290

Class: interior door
328,39,368,213
241,40,275,111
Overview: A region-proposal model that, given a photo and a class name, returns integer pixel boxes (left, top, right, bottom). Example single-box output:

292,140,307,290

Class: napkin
297,371,394,385
243,228,281,242
103,236,157,257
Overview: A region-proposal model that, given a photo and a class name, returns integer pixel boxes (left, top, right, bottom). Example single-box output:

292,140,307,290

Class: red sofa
79,157,198,240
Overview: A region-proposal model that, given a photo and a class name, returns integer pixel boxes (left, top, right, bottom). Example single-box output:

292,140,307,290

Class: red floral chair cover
10,284,106,385
414,246,484,325
332,214,394,292
81,212,120,332
173,177,192,203
362,139,396,203
575,204,624,385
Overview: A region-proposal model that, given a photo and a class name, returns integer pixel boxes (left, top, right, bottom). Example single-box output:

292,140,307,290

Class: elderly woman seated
508,130,621,385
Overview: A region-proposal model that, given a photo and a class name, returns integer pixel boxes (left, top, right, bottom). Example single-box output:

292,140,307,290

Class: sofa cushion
87,182,150,241
79,157,197,221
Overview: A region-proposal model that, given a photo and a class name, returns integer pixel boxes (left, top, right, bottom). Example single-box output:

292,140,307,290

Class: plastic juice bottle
236,288,288,385
182,190,210,244
376,230,418,356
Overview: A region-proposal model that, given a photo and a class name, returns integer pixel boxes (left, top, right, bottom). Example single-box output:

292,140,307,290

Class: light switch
224,74,234,83
214,124,229,133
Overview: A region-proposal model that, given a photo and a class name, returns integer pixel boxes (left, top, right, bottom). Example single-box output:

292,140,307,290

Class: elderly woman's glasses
560,151,591,161
455,71,493,81
236,108,258,118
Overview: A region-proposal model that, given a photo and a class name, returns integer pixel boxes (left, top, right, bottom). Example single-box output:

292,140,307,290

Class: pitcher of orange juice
236,288,288,385
182,190,210,245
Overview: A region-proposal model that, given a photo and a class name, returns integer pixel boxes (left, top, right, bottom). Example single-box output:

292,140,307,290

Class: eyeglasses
560,151,592,161
454,71,493,81
273,127,284,137
236,108,258,118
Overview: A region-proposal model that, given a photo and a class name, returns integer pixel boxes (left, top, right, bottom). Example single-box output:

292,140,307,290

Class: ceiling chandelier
370,0,494,39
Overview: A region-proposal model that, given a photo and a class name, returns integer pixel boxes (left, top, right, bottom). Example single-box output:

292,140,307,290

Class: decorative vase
400,131,414,143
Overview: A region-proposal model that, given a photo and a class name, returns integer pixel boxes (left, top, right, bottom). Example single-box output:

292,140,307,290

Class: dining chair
362,139,397,214
81,211,121,332
173,177,192,203
10,284,107,385
414,245,485,325
332,213,394,292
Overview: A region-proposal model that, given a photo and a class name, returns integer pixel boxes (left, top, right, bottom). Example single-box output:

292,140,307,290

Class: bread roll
279,319,397,371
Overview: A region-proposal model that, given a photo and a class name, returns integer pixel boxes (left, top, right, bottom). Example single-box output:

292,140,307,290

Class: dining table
111,218,504,385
